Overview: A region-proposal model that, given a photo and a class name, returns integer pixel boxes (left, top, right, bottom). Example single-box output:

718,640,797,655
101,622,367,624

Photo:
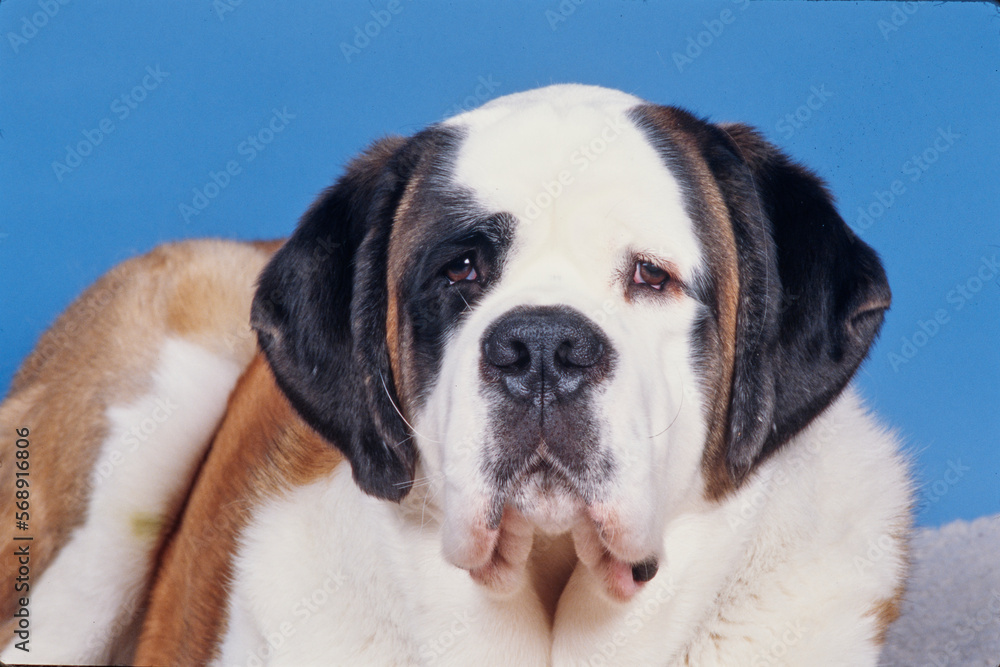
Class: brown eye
445,255,478,284
633,261,670,290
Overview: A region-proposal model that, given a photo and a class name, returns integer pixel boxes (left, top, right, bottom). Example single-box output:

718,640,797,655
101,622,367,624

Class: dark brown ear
711,123,891,481
251,134,430,501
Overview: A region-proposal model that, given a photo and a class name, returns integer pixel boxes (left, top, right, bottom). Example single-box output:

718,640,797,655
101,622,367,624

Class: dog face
252,85,890,600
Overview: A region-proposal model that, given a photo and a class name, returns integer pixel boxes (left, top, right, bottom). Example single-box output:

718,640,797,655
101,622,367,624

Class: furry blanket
882,514,1000,666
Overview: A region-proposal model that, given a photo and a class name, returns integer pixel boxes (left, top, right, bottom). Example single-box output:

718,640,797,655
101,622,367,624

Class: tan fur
675,117,741,502
135,356,341,665
869,592,903,645
0,239,277,654
386,176,424,409
528,533,578,626
385,270,403,398
868,525,911,645
633,106,742,500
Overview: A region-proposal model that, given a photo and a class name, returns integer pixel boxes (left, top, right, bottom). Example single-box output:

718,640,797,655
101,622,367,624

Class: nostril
554,341,575,368
555,339,604,369
486,337,530,371
507,341,531,371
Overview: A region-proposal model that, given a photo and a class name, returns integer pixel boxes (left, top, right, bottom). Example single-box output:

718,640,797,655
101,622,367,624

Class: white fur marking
219,467,553,666
2,338,245,665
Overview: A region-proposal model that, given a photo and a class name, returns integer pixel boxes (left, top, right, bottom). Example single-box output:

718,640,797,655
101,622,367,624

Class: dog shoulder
135,355,343,665
0,238,278,664
687,388,912,664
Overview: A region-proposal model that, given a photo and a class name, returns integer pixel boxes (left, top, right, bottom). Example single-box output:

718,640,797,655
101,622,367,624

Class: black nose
482,306,612,403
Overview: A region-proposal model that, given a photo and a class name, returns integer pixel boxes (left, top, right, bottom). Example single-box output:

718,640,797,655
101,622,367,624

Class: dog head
251,84,890,601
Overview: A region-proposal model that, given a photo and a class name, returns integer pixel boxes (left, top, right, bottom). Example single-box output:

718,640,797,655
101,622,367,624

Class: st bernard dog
1,85,912,666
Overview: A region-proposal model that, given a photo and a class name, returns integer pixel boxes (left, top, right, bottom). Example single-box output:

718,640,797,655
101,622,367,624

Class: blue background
1,1,997,527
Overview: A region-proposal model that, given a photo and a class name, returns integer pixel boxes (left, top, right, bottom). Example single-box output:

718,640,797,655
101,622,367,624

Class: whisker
407,474,442,489
379,370,442,444
420,478,443,529
649,382,685,439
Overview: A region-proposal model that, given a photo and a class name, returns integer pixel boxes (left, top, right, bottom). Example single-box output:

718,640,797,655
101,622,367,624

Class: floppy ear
251,136,417,501
713,123,891,482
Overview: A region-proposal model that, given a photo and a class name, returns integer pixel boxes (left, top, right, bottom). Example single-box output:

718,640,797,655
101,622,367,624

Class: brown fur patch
385,267,403,401
0,239,277,658
134,356,341,665
868,523,911,645
676,133,741,502
251,238,287,254
385,176,423,410
868,589,904,645
527,533,577,627
632,105,742,501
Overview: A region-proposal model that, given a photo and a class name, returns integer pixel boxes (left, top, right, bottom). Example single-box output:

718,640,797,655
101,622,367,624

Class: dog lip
466,506,535,597
598,549,657,602
569,508,660,601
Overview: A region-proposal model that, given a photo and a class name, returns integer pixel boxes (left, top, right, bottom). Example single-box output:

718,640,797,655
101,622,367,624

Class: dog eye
633,261,670,290
444,254,478,284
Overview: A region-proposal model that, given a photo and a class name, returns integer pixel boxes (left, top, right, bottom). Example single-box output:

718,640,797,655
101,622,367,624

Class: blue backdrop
1,1,997,527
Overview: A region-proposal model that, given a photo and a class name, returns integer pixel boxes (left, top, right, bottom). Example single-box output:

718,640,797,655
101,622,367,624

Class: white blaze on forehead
444,83,643,127
444,84,702,287
419,85,712,575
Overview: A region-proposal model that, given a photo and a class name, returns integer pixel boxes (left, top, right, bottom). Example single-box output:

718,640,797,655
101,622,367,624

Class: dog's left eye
444,254,478,284
633,261,670,290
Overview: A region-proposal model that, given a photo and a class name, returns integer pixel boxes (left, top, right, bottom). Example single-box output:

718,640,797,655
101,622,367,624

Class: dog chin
509,472,588,535
446,481,659,602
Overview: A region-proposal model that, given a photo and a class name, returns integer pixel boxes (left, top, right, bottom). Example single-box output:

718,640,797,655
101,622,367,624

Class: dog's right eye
444,254,478,284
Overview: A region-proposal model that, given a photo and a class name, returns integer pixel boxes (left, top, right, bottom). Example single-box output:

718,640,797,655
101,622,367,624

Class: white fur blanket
881,515,1000,666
